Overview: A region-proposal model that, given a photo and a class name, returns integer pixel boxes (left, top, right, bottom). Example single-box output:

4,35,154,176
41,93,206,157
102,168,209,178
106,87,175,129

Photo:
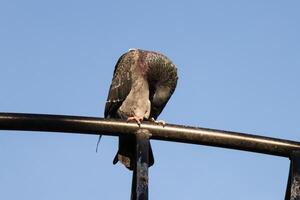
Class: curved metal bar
0,112,299,158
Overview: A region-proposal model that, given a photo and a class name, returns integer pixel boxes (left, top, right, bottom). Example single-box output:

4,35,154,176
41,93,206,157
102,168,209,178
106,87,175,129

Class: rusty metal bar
0,112,300,158
131,129,150,200
285,151,300,200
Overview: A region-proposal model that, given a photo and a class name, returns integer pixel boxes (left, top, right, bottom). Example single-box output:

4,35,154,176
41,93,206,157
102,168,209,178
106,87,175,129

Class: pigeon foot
150,117,166,127
127,116,143,126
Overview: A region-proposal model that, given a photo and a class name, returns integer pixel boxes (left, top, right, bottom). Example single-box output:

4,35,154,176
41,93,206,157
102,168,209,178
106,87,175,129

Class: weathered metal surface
285,151,300,200
131,129,150,200
0,112,300,158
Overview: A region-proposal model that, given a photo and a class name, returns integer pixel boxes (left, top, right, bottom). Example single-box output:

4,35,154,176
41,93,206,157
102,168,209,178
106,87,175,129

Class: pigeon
104,49,178,170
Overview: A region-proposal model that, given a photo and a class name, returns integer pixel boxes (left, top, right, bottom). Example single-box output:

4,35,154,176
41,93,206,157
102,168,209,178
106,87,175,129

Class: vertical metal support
131,129,150,200
285,151,300,200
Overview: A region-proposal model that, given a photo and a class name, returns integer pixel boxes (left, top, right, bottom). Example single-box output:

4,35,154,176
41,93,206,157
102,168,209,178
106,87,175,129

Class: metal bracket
285,151,300,200
131,129,150,200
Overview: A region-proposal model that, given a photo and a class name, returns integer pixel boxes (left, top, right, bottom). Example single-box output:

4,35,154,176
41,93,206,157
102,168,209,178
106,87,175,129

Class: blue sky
0,1,300,199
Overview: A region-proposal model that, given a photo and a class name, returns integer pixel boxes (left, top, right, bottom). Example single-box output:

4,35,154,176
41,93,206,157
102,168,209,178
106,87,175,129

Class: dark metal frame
0,112,299,199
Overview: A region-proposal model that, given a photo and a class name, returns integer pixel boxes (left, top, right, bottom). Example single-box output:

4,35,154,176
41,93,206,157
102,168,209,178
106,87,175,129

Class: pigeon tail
113,135,154,171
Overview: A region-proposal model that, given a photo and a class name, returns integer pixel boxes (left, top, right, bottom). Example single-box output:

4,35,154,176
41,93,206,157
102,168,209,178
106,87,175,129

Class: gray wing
147,52,178,119
104,52,135,118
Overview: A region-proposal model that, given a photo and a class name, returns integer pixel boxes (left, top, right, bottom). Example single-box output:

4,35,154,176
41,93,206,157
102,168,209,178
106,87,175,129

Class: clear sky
0,1,299,199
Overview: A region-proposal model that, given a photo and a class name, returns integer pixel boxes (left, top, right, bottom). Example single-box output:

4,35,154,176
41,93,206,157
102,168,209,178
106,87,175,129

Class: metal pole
285,151,300,200
131,129,150,200
0,112,300,158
